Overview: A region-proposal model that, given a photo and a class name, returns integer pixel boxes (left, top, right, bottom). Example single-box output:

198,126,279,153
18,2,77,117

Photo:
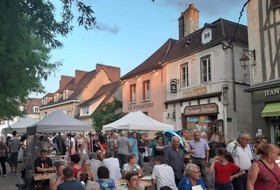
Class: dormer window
63,90,68,100
201,29,212,44
43,97,47,105
81,106,89,115
33,106,39,113
54,94,58,102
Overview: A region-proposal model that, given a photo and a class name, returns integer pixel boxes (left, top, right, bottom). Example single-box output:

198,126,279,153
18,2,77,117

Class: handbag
259,159,280,185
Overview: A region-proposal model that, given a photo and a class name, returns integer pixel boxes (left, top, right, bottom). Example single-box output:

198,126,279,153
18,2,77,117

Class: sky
30,0,248,98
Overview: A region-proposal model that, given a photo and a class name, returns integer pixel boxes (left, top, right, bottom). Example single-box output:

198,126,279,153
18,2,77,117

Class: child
208,148,245,190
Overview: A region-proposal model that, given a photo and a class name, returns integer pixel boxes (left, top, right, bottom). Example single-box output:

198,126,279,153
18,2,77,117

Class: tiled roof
79,81,121,107
25,98,41,114
165,18,248,61
41,70,97,107
121,38,177,80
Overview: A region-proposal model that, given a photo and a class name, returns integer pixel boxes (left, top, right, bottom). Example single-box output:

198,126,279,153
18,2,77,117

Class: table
33,173,55,181
115,178,153,189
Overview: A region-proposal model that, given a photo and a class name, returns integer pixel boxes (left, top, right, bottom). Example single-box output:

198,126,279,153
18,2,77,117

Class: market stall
25,110,92,179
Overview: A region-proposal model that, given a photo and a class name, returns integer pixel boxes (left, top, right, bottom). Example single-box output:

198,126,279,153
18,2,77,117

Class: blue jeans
138,152,144,168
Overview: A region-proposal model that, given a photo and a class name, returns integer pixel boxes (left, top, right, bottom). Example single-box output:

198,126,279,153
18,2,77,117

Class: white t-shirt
102,157,122,180
151,164,178,190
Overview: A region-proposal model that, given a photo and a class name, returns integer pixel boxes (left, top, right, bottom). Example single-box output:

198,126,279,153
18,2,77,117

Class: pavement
0,162,25,190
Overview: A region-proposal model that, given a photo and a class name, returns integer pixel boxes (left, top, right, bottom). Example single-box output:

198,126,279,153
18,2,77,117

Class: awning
261,102,280,117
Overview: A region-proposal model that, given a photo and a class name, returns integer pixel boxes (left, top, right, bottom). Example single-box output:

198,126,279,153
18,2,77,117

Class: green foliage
92,98,125,133
0,0,97,120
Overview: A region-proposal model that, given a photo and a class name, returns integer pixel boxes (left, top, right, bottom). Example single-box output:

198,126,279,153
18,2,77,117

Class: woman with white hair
178,163,206,190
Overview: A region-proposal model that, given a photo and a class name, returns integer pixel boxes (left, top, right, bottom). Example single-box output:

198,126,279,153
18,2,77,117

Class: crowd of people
0,129,279,190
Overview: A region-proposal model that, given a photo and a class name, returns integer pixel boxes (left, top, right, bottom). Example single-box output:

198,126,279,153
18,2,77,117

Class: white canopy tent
27,110,92,134
2,116,38,134
102,111,174,131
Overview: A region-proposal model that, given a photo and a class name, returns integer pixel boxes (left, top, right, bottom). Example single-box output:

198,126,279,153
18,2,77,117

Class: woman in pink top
247,143,280,190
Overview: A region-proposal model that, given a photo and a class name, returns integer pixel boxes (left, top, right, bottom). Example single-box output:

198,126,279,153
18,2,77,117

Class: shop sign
183,87,207,98
184,103,218,116
264,88,280,97
128,102,154,111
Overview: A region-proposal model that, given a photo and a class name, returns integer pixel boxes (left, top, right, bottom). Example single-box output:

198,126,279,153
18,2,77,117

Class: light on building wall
239,49,256,69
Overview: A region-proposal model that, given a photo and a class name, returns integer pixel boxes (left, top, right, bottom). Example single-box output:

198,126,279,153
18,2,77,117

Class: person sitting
77,160,96,183
89,152,102,174
70,153,82,179
85,181,100,190
124,171,145,190
34,149,56,174
96,166,116,190
103,150,122,180
57,166,83,190
49,162,66,190
178,163,206,190
151,156,177,190
122,154,143,178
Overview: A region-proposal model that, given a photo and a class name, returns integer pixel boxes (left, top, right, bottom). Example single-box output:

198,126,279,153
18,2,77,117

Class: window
201,55,211,83
130,84,136,102
271,0,280,9
54,94,58,102
43,97,47,105
82,106,89,115
201,29,212,44
181,63,189,87
63,90,68,100
33,106,39,113
143,80,150,100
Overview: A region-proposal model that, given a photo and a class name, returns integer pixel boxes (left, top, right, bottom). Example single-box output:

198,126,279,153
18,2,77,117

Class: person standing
181,129,192,164
208,148,245,190
107,132,118,157
189,131,210,188
247,143,280,190
8,131,21,174
226,130,253,190
129,132,138,160
138,134,146,168
164,136,184,186
117,131,130,169
57,166,83,190
0,139,8,176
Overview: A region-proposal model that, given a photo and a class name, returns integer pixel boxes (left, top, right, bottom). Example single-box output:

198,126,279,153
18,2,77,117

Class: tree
92,98,125,133
0,0,97,120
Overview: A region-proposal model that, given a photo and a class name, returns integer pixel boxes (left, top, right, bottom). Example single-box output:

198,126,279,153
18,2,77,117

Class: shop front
183,103,220,139
246,85,280,147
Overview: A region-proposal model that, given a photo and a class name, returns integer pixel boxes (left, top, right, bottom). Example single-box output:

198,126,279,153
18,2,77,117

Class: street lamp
239,49,256,69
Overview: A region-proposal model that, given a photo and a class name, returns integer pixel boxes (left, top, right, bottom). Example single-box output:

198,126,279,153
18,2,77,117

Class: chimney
178,4,199,39
75,70,86,85
59,75,74,90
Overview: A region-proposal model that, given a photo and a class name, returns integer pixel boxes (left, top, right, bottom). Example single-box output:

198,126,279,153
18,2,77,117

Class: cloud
96,22,120,34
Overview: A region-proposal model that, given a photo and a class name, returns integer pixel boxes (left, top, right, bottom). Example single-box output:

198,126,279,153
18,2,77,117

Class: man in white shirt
151,156,178,190
102,150,122,180
226,130,253,190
